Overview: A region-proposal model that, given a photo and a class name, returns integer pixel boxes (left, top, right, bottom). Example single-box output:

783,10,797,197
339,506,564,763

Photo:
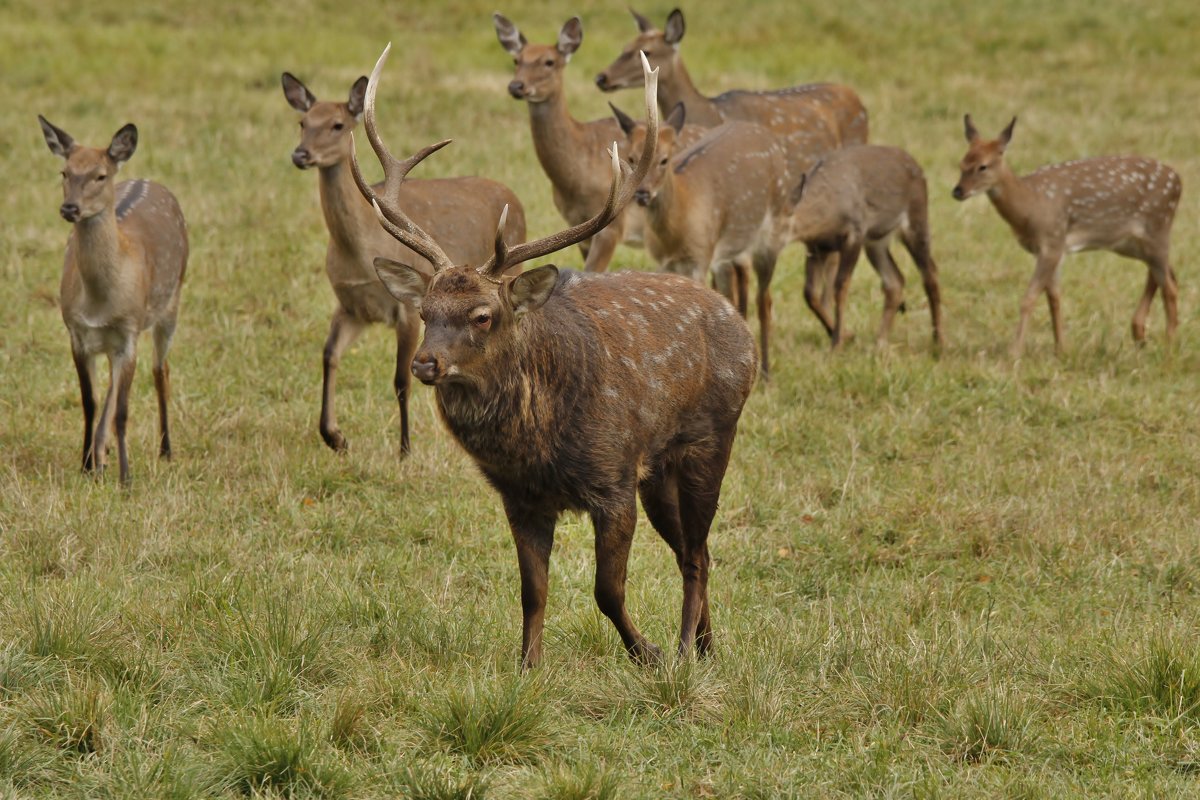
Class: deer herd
37,8,1183,666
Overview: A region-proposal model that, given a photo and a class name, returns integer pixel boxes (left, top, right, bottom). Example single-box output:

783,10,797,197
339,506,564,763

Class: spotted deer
357,46,756,668
791,145,943,350
614,103,789,377
595,7,868,327
282,71,526,454
38,116,187,485
953,116,1180,356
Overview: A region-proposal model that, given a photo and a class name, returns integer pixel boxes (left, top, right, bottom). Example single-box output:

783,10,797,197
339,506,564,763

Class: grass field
3,0,1200,796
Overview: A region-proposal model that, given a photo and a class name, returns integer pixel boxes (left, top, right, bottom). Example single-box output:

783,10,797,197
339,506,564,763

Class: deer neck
643,173,693,254
72,209,128,300
317,158,374,254
527,91,599,195
660,58,722,126
984,162,1047,244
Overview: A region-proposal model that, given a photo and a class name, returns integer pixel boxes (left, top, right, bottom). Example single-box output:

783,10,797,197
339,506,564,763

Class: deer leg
503,503,556,669
752,249,777,379
639,462,697,657
804,249,838,339
901,221,944,349
72,348,97,473
1148,253,1179,345
592,494,661,665
92,355,121,473
582,217,623,272
394,312,420,457
865,240,905,348
152,321,176,460
1131,273,1157,344
1012,251,1061,357
113,351,137,486
832,239,864,350
1046,263,1066,356
319,309,365,453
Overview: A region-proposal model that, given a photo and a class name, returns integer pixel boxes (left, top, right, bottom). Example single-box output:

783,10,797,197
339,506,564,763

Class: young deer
492,14,633,272
357,46,756,668
614,103,790,377
39,117,188,485
953,116,1181,356
790,145,943,350
282,72,526,454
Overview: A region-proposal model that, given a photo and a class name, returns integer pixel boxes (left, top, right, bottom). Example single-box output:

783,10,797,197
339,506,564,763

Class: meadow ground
2,0,1200,796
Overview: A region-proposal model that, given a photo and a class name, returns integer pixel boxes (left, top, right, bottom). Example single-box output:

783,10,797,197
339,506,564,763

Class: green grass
2,0,1200,796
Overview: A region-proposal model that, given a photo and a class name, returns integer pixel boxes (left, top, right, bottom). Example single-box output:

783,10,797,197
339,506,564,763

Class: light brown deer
492,13,633,272
614,103,789,377
282,71,526,454
791,144,943,350
38,116,187,485
953,116,1180,356
357,45,756,668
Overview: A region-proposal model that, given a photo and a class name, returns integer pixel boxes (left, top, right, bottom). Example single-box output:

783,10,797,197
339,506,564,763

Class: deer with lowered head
595,7,868,326
613,102,790,377
356,45,756,668
953,115,1181,356
282,71,526,455
790,144,944,350
39,116,187,485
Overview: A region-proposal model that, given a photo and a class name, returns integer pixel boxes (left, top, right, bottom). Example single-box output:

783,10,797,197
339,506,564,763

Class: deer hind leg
394,312,420,457
503,503,557,670
151,321,176,459
92,353,124,472
592,492,662,665
1131,272,1157,344
900,216,944,348
319,309,365,453
832,238,865,350
674,425,738,658
1147,251,1179,345
72,348,98,472
804,249,838,340
1012,251,1063,357
638,459,702,659
864,239,906,348
752,249,778,379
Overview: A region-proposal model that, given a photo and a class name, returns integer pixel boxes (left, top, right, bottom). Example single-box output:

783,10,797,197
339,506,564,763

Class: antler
350,43,456,273
477,51,660,277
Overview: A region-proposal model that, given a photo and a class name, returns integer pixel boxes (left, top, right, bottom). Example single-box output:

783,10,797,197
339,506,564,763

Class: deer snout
59,203,81,222
507,80,527,100
412,353,441,385
634,188,652,206
594,73,611,91
951,184,966,201
291,148,313,169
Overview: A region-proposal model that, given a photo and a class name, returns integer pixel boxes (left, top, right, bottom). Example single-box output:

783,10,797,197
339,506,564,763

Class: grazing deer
38,116,188,485
595,7,867,327
953,116,1180,355
357,46,756,668
282,71,526,454
614,103,789,377
790,145,943,350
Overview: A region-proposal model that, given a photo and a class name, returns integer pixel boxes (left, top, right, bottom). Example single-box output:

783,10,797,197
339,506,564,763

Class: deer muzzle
412,353,442,385
291,148,313,169
507,80,528,100
59,203,81,222
951,184,967,201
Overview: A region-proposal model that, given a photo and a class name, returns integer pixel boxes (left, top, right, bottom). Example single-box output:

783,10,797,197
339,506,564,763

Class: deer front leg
831,238,864,350
71,348,97,472
319,309,365,452
503,502,556,669
113,352,137,486
1012,250,1062,357
394,313,420,457
804,249,838,340
864,240,906,348
592,495,662,665
582,214,625,272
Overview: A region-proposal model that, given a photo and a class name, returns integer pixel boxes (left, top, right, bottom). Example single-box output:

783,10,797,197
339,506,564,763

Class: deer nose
59,203,80,222
634,188,652,206
291,149,312,169
594,73,610,90
951,185,965,201
412,353,441,384
507,80,526,99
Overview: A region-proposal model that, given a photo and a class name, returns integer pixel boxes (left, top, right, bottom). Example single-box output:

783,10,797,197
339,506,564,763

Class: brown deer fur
39,116,188,485
282,72,526,454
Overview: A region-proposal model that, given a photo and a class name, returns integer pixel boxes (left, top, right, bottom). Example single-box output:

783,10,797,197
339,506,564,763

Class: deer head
349,43,659,387
595,8,685,92
39,116,137,223
493,14,583,104
612,101,686,206
953,114,1016,201
282,72,368,169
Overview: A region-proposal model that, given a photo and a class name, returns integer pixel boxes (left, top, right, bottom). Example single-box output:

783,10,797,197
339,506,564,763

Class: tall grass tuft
538,762,625,800
24,678,108,754
1087,635,1200,724
938,687,1040,763
418,676,550,765
213,716,350,798
388,765,490,800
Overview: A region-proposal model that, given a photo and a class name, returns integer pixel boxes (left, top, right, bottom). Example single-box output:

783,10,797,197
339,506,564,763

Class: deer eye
472,311,493,329
659,157,669,166
544,58,555,67
978,164,988,172
95,174,107,182
332,122,344,131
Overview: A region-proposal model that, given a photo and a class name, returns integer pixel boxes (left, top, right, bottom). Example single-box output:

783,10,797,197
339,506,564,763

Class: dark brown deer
282,71,526,455
39,116,188,485
355,45,757,667
954,115,1180,356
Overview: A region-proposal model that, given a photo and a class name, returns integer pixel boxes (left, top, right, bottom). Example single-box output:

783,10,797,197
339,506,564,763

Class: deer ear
630,7,654,32
558,17,583,60
347,76,368,118
609,102,638,137
998,116,1017,148
963,114,978,143
107,124,138,165
493,13,527,56
507,265,559,317
664,8,685,46
666,102,686,133
282,72,316,112
38,115,75,158
374,257,430,308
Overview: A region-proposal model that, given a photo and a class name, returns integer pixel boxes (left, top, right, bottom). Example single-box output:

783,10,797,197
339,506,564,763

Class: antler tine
477,204,511,277
480,51,659,276
350,43,455,273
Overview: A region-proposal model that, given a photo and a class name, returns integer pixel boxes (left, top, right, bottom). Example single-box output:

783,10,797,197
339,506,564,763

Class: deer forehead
424,269,500,317
517,44,560,66
302,102,354,129
63,146,111,177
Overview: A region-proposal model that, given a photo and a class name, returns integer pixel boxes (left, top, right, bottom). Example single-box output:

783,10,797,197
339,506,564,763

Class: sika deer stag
791,145,943,350
39,116,188,485
953,115,1181,356
614,103,790,376
283,70,526,455
355,45,756,668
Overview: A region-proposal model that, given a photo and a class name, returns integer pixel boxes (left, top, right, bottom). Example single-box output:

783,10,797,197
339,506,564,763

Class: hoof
630,641,664,666
321,429,348,453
